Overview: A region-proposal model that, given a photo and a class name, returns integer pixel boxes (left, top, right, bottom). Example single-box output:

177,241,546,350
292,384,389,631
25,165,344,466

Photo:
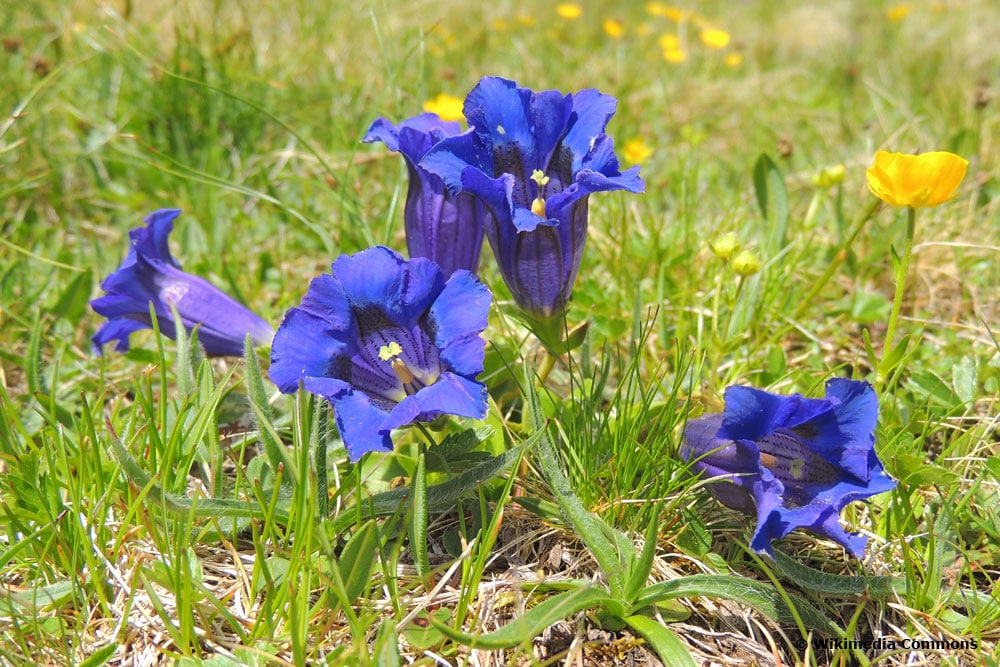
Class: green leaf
339,520,379,603
374,619,402,667
403,608,452,650
625,614,696,667
952,356,977,404
430,587,614,649
411,444,431,587
79,643,118,667
625,502,663,602
635,574,841,636
329,434,533,535
525,365,623,596
244,337,295,490
772,551,900,597
51,267,92,324
753,153,789,251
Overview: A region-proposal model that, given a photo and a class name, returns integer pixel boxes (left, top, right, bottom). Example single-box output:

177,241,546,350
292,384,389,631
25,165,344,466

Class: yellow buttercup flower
603,18,624,39
556,3,583,19
662,46,687,63
623,137,653,165
423,94,465,122
866,150,968,208
699,27,730,49
886,3,911,21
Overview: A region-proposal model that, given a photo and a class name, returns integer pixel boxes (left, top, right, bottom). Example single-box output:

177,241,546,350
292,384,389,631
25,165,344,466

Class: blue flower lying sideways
421,76,644,325
363,113,487,277
681,379,896,558
268,246,491,460
91,209,274,356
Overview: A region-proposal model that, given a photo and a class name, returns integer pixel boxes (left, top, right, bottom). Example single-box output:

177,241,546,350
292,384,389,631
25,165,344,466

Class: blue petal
799,379,879,481
464,77,568,173
719,385,834,442
295,273,358,338
331,247,444,328
561,88,619,173
421,130,494,196
269,308,355,394
132,208,183,269
364,113,462,164
381,372,488,431
311,380,395,460
92,316,152,354
427,270,489,376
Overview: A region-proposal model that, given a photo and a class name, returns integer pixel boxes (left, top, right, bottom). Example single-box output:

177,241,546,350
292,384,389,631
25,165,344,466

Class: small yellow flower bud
709,232,740,260
811,164,846,189
731,249,761,276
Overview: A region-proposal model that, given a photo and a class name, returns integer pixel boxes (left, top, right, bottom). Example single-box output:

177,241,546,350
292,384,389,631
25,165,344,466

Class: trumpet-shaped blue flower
91,209,274,356
421,76,644,324
268,246,490,460
681,379,896,558
363,113,487,277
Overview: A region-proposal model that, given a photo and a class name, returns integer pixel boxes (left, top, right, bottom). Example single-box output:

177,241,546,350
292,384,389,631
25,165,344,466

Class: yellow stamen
391,358,415,384
531,197,546,217
789,458,805,480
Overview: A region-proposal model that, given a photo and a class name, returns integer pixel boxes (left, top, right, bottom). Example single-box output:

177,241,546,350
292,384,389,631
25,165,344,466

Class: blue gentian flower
421,76,644,324
91,209,274,357
268,246,490,461
681,379,896,558
363,113,487,277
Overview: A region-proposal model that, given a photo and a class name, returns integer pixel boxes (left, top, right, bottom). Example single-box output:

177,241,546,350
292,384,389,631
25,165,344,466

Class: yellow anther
789,458,805,480
379,341,403,361
531,197,547,217
531,169,550,187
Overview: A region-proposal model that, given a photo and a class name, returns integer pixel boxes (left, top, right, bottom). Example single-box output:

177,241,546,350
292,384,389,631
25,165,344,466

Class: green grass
3,0,999,664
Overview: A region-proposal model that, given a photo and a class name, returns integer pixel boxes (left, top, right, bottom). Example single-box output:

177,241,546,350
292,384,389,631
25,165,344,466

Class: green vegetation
2,1,998,664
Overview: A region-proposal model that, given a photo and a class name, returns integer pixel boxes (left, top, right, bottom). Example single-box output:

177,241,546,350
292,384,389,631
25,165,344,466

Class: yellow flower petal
603,18,624,39
865,150,969,208
886,4,911,21
700,27,730,49
423,93,465,123
556,3,583,19
623,137,653,165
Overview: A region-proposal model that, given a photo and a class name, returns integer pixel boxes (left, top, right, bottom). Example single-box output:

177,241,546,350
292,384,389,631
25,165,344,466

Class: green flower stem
792,197,881,322
882,205,917,359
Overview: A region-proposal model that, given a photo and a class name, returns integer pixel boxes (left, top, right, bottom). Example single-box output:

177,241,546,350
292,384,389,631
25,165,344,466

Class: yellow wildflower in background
811,164,846,189
724,52,743,67
886,4,911,21
556,3,583,19
423,94,465,122
623,138,653,165
516,13,536,26
658,34,680,49
663,46,687,63
866,150,968,208
603,18,624,39
700,27,730,49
